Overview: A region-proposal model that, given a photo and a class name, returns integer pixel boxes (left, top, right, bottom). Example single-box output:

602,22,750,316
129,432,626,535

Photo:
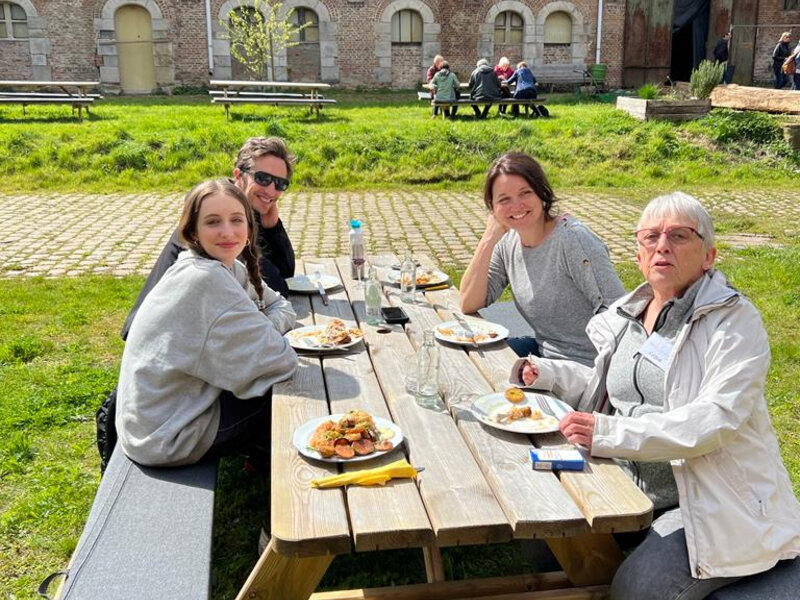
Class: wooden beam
710,84,800,114
545,533,624,587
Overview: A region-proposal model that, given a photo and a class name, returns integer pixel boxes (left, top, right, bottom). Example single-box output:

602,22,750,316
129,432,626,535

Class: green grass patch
0,95,797,195
1,249,798,597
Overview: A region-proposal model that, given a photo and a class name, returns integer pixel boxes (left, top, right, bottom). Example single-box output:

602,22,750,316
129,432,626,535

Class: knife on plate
314,271,329,305
454,312,479,348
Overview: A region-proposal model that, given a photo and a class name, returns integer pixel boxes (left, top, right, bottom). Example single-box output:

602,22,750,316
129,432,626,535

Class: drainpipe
595,0,604,64
205,0,214,74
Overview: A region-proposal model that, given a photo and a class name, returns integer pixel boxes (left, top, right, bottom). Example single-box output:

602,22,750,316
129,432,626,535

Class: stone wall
288,43,322,81
390,44,423,88
0,40,33,79
753,0,800,85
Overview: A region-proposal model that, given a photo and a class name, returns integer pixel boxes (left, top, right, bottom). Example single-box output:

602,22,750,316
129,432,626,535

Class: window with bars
391,9,422,43
544,11,572,44
494,11,523,44
0,2,29,40
784,0,799,10
292,8,319,43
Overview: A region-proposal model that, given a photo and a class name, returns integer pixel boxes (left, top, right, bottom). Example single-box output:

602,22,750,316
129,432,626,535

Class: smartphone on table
380,306,410,325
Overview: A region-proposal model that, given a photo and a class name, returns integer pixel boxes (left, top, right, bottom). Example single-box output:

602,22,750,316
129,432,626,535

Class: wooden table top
0,80,100,87
269,254,653,560
210,80,331,89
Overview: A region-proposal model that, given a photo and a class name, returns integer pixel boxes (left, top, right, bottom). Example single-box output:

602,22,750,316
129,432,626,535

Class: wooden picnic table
208,79,335,118
237,254,653,600
0,80,101,119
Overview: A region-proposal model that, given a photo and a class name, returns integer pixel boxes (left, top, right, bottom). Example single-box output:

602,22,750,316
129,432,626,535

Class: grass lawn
0,92,798,194
1,246,798,598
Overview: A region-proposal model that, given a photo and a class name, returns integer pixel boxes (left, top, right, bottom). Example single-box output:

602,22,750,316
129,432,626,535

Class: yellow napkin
311,459,418,489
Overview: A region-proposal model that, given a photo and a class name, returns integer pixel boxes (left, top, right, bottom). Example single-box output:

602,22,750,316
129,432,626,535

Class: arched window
391,9,422,43
0,2,28,39
292,7,319,43
494,11,523,44
544,11,572,44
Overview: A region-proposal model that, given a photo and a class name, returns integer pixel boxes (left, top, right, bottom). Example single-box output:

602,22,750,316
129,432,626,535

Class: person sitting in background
505,61,538,117
430,61,461,119
460,152,624,364
468,58,502,119
494,57,514,114
426,55,445,117
791,40,800,91
513,192,800,600
117,179,297,467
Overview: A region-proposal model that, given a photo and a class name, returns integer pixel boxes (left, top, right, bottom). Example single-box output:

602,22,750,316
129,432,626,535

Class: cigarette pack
530,448,585,471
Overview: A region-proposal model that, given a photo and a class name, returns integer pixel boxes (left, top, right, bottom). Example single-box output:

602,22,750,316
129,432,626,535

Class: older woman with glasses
512,192,800,599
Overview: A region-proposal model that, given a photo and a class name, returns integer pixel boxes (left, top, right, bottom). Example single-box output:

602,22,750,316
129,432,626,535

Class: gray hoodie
117,251,298,466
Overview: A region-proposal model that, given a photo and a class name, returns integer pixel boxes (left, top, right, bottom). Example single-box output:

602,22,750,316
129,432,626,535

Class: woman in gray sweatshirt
461,153,625,366
116,179,298,467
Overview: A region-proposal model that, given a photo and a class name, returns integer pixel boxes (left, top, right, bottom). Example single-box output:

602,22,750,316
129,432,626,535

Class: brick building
0,0,797,91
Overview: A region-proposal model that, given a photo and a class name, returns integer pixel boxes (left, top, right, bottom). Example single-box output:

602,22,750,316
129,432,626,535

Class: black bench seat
428,96,548,118
40,445,218,600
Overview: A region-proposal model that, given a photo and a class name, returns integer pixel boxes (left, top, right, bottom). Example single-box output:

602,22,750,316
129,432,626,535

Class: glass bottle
349,219,365,280
364,265,383,326
415,330,440,409
399,248,416,304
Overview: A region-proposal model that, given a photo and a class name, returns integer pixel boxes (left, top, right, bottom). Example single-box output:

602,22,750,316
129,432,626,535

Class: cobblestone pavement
1,190,797,278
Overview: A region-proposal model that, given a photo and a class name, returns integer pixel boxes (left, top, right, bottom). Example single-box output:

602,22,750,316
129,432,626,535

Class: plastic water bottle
415,330,440,409
400,248,416,303
349,219,365,280
364,265,383,325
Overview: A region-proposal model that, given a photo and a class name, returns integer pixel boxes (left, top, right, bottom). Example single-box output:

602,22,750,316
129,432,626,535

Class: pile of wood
710,85,800,115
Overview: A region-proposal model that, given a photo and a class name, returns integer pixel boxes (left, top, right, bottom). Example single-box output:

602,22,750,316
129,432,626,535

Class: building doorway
670,0,710,82
115,4,156,93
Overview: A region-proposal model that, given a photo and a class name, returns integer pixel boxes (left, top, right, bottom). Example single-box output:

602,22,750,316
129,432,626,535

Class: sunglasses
242,169,290,191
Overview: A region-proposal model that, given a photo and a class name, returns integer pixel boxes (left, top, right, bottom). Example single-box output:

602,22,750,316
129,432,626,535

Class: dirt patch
716,233,780,248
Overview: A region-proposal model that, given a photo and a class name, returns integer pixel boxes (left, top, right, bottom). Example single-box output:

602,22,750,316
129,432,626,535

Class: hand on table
559,412,595,451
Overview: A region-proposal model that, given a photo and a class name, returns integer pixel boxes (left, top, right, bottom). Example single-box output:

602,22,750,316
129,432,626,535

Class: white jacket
515,270,800,578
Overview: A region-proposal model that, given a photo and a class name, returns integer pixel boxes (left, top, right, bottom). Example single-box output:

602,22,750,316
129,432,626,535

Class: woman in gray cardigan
116,179,298,467
460,153,624,366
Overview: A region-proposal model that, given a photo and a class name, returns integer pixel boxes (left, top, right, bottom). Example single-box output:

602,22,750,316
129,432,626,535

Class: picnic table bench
0,81,101,119
209,80,336,118
39,445,218,600
236,254,653,600
419,84,548,118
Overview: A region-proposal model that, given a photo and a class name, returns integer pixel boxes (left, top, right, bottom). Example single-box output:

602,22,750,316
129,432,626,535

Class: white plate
286,274,341,293
386,268,449,288
471,391,573,434
285,323,364,351
434,320,509,346
293,413,404,463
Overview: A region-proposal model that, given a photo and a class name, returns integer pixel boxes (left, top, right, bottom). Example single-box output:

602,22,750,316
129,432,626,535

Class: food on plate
504,387,526,403
308,410,395,459
289,319,364,348
494,405,549,424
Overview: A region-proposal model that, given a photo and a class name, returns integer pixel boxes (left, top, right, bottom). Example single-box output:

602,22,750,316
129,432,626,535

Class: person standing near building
772,32,792,89
713,31,733,84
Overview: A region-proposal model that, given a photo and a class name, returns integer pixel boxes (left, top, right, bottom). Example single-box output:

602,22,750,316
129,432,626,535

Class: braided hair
177,179,265,300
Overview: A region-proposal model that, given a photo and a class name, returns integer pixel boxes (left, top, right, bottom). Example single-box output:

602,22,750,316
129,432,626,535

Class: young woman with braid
116,179,298,467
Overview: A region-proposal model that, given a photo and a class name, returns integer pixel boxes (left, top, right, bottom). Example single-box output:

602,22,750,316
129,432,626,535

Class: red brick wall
600,0,626,87
493,43,524,66
391,44,422,88
0,41,32,79
288,43,322,81
34,0,96,80
753,0,800,84
543,43,571,63
174,0,209,83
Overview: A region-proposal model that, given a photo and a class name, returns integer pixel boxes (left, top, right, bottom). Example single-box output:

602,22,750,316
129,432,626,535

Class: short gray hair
636,192,715,249
477,58,489,67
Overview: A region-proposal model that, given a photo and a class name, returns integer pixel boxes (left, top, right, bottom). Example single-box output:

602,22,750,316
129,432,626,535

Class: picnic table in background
236,254,653,600
0,80,102,119
208,80,335,118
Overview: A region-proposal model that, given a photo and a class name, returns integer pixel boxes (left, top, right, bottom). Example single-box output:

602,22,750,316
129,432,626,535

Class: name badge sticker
639,332,673,371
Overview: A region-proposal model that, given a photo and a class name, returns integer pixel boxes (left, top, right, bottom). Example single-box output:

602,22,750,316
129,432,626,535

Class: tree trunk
710,84,800,114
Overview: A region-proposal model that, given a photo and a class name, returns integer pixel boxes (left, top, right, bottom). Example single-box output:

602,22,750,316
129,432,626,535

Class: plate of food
286,273,341,293
434,320,509,346
286,318,364,351
386,268,449,289
293,410,403,463
471,388,573,434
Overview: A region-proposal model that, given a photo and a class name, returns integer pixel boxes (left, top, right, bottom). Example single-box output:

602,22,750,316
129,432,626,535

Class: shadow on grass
0,111,117,124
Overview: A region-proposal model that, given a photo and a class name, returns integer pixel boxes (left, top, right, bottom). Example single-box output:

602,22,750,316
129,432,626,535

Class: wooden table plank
302,258,434,552
339,256,512,547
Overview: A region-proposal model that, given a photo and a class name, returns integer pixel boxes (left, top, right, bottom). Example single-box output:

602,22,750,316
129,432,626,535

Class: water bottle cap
350,219,361,228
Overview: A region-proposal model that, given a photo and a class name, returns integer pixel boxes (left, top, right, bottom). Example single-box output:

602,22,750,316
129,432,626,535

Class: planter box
616,97,711,122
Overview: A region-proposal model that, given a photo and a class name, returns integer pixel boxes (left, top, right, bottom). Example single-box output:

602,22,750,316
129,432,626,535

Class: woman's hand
521,361,538,386
559,412,595,451
482,213,508,245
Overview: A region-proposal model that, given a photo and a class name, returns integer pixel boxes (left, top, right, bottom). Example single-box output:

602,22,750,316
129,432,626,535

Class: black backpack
536,105,550,118
95,388,118,473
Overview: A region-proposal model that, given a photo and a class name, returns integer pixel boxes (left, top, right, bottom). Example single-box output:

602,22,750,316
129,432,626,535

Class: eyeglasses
635,226,703,248
242,169,290,191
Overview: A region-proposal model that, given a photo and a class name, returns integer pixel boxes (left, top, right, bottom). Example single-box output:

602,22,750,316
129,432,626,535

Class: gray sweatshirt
487,216,625,365
117,251,298,466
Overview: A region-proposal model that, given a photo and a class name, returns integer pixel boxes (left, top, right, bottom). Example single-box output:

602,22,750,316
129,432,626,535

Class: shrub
701,109,782,145
637,83,660,99
690,60,725,99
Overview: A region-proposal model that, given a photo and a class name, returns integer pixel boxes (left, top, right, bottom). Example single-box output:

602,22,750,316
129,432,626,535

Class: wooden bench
0,96,95,119
430,97,549,118
208,80,336,118
39,445,218,600
211,95,336,119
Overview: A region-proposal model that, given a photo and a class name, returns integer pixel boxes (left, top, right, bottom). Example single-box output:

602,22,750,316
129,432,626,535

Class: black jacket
469,65,502,100
773,41,791,63
121,218,295,339
713,38,729,63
